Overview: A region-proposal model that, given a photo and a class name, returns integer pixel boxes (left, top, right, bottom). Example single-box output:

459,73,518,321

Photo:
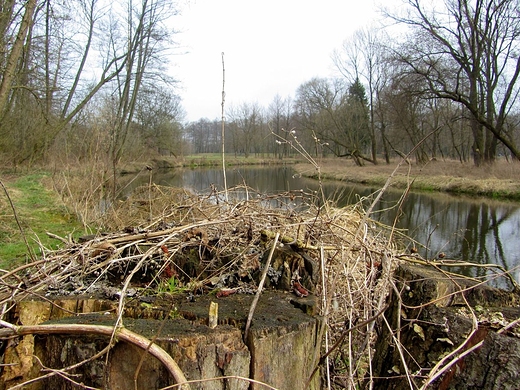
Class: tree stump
0,292,320,390
371,263,520,389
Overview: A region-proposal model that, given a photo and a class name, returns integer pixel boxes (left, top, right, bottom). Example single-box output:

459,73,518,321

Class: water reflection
157,166,304,194
331,181,520,289
121,166,520,288
371,191,520,287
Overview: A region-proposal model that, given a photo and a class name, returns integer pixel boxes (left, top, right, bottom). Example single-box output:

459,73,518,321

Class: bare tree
383,72,435,163
294,77,343,156
185,119,221,154
387,0,520,165
89,0,178,196
268,94,293,159
228,102,263,158
0,0,180,167
134,86,184,156
294,77,373,165
333,27,392,164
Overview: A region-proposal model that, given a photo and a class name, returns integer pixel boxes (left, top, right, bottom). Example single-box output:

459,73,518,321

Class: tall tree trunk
0,0,37,120
469,74,484,166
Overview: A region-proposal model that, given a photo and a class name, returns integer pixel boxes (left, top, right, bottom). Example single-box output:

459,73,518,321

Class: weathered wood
0,292,319,390
0,323,190,389
371,263,520,390
246,316,320,390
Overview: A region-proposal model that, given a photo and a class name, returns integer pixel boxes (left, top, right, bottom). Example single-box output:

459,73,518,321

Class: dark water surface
123,166,520,288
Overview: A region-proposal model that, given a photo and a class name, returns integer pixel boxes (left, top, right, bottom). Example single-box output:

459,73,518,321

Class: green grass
0,172,82,269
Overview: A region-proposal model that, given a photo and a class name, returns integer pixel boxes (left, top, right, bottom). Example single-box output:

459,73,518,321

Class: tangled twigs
0,186,400,388
305,304,389,387
160,375,279,389
8,345,112,390
0,322,191,389
398,254,520,292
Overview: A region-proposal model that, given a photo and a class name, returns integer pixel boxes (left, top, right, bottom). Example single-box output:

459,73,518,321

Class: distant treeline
1,0,520,168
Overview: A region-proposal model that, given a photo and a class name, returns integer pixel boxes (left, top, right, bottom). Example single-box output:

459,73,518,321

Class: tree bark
0,322,190,389
0,0,37,120
371,263,520,389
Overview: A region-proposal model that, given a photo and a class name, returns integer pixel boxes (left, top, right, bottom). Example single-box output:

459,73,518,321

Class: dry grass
295,158,520,199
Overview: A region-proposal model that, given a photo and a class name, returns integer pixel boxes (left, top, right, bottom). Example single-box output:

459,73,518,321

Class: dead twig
306,304,389,387
160,375,279,389
9,346,111,390
244,232,280,341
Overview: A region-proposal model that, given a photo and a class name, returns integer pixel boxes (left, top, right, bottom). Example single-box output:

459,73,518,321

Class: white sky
172,0,381,122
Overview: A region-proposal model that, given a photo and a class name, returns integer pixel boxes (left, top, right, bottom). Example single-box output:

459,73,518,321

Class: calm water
122,166,520,288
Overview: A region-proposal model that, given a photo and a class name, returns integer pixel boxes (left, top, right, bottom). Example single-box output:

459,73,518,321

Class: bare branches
388,0,520,163
0,182,392,388
221,52,228,202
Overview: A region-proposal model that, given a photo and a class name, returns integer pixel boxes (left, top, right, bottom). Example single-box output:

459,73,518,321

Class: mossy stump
0,292,320,390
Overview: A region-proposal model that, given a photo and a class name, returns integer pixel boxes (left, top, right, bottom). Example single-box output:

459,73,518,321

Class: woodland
1,0,520,172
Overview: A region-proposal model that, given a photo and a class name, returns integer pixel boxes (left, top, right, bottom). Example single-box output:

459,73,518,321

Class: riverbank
124,155,520,200
293,158,520,201
2,157,519,265
120,154,301,172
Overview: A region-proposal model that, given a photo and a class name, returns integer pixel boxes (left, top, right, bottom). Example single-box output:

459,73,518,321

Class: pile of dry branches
0,184,402,388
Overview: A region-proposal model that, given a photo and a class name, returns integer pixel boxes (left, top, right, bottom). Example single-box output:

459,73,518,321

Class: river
122,165,520,289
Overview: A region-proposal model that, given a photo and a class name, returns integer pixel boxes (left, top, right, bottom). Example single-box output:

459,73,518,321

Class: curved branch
0,323,190,390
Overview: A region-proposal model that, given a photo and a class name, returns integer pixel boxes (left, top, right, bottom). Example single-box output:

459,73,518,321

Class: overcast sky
172,0,381,122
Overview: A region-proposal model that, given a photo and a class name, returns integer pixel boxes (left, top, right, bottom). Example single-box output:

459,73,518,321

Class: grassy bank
0,172,83,268
181,153,301,167
294,158,520,201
